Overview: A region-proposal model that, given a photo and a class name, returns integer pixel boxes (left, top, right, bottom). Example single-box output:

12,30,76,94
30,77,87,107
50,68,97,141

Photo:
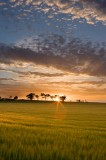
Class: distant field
0,102,106,160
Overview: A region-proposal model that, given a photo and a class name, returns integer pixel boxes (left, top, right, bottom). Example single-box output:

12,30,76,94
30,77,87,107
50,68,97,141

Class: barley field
0,102,106,160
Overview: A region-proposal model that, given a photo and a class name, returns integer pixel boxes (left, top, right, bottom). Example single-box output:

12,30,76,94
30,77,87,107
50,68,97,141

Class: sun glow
55,97,60,102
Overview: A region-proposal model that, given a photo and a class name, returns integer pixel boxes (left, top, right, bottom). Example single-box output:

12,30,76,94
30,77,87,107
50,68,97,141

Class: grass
0,102,106,160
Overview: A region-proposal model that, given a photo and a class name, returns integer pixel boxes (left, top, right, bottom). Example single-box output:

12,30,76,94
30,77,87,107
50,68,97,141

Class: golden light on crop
54,98,67,120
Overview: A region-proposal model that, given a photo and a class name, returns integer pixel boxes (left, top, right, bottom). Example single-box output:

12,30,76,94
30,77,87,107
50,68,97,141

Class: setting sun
55,97,60,102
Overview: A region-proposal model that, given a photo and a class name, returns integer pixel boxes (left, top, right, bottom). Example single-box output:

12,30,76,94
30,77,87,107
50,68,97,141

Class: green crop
0,102,106,160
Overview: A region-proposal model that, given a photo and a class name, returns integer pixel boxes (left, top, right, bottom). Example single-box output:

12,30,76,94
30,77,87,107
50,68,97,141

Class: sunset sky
0,0,106,102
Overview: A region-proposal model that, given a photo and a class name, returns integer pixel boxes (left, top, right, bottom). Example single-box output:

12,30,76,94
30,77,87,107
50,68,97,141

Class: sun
55,97,60,102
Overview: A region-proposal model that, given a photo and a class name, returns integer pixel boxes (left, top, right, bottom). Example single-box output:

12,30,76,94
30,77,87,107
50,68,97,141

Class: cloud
44,0,106,24
0,78,16,82
1,78,105,99
46,80,106,87
0,0,106,25
0,78,16,87
5,70,66,77
0,34,106,77
0,2,6,6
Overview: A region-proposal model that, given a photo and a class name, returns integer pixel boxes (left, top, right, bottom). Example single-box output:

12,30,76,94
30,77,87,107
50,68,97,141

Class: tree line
26,93,66,102
0,93,66,102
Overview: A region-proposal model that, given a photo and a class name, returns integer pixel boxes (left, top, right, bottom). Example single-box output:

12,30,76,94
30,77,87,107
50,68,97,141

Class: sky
0,0,106,102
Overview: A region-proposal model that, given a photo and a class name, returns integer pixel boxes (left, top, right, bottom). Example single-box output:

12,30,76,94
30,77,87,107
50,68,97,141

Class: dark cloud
83,0,106,13
0,35,106,77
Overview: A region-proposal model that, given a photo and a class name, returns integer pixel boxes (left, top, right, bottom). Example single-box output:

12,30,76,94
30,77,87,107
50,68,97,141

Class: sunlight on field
54,101,66,120
0,102,106,160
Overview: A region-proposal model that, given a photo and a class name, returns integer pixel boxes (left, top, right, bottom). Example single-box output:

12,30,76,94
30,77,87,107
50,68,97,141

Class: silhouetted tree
59,96,66,102
50,95,54,101
76,99,81,102
41,93,45,100
54,95,58,98
14,96,18,100
9,96,12,99
46,94,50,100
41,93,50,100
26,93,35,100
50,95,60,101
35,95,39,100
